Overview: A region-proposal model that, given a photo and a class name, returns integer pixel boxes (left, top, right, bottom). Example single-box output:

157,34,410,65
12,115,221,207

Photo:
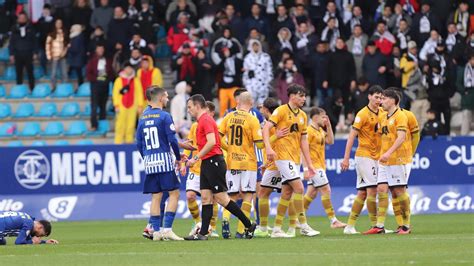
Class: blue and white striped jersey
136,107,181,175
0,211,35,244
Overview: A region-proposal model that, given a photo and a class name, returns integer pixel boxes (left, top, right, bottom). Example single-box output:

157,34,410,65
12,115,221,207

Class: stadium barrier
0,137,472,221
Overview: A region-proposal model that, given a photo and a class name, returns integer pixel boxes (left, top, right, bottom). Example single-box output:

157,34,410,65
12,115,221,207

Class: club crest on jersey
14,150,50,190
381,126,389,135
389,119,394,125
290,123,299,132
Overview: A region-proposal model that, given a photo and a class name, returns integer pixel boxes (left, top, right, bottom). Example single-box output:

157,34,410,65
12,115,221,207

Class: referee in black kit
184,94,256,240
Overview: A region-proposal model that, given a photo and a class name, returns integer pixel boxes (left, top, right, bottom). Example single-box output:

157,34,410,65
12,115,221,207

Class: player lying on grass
0,211,58,245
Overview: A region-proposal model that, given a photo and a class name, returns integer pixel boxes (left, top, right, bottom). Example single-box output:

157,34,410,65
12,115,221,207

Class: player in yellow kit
341,86,384,234
219,92,264,238
263,84,319,238
365,89,409,234
303,107,346,229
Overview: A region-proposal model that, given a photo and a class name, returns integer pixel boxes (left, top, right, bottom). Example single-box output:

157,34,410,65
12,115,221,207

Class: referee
184,94,256,240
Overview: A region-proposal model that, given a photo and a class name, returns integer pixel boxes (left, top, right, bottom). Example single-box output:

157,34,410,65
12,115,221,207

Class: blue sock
160,192,169,227
255,197,260,225
236,199,243,207
150,215,161,231
163,212,176,229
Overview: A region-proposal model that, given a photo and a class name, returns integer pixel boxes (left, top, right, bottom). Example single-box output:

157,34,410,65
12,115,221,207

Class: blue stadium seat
81,103,91,117
2,66,16,80
0,85,5,97
55,140,70,146
59,103,80,117
76,139,94,145
33,66,45,80
8,84,29,99
42,122,64,136
0,47,9,62
13,103,35,118
7,141,23,147
52,83,74,98
65,121,87,136
88,120,110,136
0,123,16,137
19,122,41,137
31,83,52,98
76,82,91,97
0,103,11,118
37,103,57,117
31,140,47,146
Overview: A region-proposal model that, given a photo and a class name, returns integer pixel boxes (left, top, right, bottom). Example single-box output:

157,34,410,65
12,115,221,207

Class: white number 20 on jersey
144,127,160,150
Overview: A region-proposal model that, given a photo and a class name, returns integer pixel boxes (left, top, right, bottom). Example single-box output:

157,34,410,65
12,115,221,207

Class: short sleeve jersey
196,113,223,160
308,125,326,170
186,122,201,174
380,108,410,166
352,106,383,160
401,109,420,164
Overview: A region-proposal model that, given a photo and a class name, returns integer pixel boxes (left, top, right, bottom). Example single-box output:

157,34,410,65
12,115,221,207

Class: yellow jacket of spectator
112,70,144,111
400,53,417,88
136,55,163,107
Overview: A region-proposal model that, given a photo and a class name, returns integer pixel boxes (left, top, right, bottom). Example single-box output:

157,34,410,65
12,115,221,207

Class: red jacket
86,55,114,82
167,24,191,54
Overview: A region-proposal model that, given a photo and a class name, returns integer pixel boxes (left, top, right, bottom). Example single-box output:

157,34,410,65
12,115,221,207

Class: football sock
237,201,252,234
163,212,176,232
160,192,169,227
347,195,364,227
367,195,377,227
254,197,260,225
225,200,251,228
293,193,307,225
376,192,389,228
288,197,297,229
391,195,404,227
223,209,231,221
399,192,411,227
187,198,201,223
321,194,336,220
199,204,213,235
210,203,218,230
258,197,270,229
274,198,290,228
150,215,162,232
303,195,314,211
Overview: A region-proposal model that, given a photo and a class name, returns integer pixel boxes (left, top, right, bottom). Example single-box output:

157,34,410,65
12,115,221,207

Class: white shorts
307,169,329,187
377,164,409,187
225,170,257,194
275,160,301,184
355,156,378,189
260,169,282,191
186,172,200,193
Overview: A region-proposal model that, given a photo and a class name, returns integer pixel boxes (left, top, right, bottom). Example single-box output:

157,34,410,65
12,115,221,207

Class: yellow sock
223,208,231,221
392,196,403,227
376,192,389,227
187,198,200,223
303,195,314,211
258,197,270,228
321,194,335,220
366,195,377,227
274,198,290,228
288,197,297,228
292,193,307,225
237,201,252,234
347,196,365,226
210,203,219,230
399,192,411,227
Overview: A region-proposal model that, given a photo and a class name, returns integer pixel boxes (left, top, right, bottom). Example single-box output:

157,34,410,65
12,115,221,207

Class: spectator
129,33,152,56
88,26,106,56
112,63,144,144
129,48,143,70
172,42,196,84
167,0,197,26
0,4,13,46
388,45,402,88
371,20,396,56
223,4,245,43
178,28,208,56
243,40,273,106
244,4,269,39
112,43,127,75
46,18,69,89
346,24,368,79
9,12,36,91
137,55,163,107
193,48,215,100
395,19,413,52
323,92,344,135
245,28,270,53
215,46,243,117
290,4,315,34
401,42,420,93
421,109,446,138
36,4,55,77
167,12,192,55
388,3,413,34
362,41,388,88
407,65,429,127
211,12,230,43
86,43,114,131
107,6,134,51
90,0,113,35
276,57,305,104
273,4,295,39
445,22,465,56
447,1,470,38
321,17,340,51
412,1,442,47
68,24,86,85
70,0,93,35
126,0,139,21
419,30,441,61
344,5,371,39
134,0,159,53
170,81,192,137
197,0,223,36
425,41,448,78
400,0,420,15
210,27,243,65
350,78,370,114
309,41,330,106
322,1,342,32
293,22,317,77
461,54,474,135
273,27,293,60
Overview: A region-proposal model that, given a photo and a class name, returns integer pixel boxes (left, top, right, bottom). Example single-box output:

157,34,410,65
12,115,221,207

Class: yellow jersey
308,125,326,170
269,104,308,163
401,109,419,164
266,127,278,171
219,110,263,170
352,106,383,160
186,122,201,175
380,108,410,166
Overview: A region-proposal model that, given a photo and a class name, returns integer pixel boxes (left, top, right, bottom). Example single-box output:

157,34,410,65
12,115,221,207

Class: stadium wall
0,137,472,221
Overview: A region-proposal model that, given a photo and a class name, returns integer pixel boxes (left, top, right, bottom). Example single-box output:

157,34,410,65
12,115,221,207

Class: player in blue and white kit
136,86,184,241
0,211,58,245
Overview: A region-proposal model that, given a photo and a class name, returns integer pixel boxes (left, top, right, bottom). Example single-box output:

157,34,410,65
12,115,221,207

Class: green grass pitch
1,214,473,265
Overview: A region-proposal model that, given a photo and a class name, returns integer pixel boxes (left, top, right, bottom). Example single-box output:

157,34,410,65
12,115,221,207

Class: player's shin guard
254,197,260,225
187,199,201,223
367,195,377,227
210,203,219,230
321,194,336,220
376,192,389,228
150,215,162,232
391,195,404,227
292,193,307,225
258,197,270,228
274,198,290,228
199,204,213,235
225,200,251,228
399,192,411,227
347,196,364,226
237,201,252,234
303,195,314,211
288,198,297,229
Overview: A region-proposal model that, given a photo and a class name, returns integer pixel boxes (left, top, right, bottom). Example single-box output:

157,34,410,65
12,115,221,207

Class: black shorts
200,154,228,193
